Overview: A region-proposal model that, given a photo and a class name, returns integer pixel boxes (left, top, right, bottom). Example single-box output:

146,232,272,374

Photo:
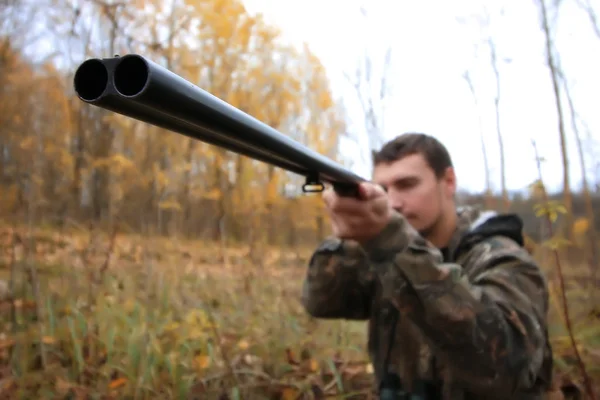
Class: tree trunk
488,38,509,211
539,0,573,240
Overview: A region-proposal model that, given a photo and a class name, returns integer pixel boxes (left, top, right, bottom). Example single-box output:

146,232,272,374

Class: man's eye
395,180,418,190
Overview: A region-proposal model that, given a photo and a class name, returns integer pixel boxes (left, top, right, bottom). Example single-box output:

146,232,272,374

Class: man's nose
389,195,404,213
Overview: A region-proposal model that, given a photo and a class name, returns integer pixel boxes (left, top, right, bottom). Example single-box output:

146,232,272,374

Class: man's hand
323,182,393,244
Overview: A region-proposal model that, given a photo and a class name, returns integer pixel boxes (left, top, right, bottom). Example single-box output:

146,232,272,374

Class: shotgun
73,54,366,196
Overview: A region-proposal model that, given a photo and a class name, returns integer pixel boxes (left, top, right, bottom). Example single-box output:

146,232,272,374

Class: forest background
1,0,599,398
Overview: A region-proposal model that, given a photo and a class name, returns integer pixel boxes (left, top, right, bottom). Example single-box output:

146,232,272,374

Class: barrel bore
114,55,149,97
74,59,108,101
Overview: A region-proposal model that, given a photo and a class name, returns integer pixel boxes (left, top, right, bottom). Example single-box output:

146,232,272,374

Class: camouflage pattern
301,206,553,399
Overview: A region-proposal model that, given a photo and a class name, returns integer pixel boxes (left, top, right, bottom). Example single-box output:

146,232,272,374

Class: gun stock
73,54,366,196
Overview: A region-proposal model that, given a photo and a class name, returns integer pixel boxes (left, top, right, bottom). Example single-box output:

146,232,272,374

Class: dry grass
0,224,373,399
0,223,598,399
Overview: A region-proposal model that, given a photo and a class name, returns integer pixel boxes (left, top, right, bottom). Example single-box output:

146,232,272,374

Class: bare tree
558,69,598,283
462,70,493,208
456,5,510,210
575,0,600,38
537,0,573,239
486,35,510,211
343,6,393,164
585,131,600,193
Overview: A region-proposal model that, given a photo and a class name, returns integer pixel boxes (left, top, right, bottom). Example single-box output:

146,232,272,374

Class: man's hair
372,132,453,179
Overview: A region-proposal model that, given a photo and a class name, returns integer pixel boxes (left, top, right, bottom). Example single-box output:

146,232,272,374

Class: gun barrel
74,59,109,102
74,58,312,175
73,54,366,191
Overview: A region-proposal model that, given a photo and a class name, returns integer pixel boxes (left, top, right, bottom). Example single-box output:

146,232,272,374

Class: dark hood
453,209,525,259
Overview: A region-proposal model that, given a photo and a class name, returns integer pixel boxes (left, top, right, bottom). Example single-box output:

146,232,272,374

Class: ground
0,224,597,399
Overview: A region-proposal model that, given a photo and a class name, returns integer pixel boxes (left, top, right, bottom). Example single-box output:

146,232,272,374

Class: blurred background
0,0,599,398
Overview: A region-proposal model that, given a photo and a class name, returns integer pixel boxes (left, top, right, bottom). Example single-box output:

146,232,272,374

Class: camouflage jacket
301,206,553,400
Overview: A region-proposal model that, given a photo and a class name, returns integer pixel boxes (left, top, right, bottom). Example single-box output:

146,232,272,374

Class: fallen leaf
0,299,37,313
0,376,16,394
109,377,127,389
194,354,211,370
0,338,15,350
123,299,136,313
285,348,298,365
55,377,76,395
41,336,56,345
281,387,299,400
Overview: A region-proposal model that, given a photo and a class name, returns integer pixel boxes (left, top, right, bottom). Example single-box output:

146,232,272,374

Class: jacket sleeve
300,236,375,320
362,213,551,397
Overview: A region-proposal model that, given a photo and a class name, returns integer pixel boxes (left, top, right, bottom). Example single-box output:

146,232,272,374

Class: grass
0,223,598,399
0,224,373,399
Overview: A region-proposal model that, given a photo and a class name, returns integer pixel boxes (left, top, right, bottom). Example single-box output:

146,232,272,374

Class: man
300,133,553,399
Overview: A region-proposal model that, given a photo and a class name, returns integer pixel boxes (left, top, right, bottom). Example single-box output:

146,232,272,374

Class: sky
13,0,599,195
242,0,600,194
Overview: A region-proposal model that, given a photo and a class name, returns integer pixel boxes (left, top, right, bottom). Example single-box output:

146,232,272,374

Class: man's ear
443,167,457,196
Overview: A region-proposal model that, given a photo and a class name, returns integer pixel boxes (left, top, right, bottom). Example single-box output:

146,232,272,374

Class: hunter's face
373,153,456,235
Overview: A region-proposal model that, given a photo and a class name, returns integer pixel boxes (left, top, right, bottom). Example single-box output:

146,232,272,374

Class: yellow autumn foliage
573,217,590,236
1,0,344,243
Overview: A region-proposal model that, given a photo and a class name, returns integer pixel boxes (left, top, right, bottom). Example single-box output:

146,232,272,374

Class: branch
341,5,392,154
531,140,596,400
575,0,600,39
